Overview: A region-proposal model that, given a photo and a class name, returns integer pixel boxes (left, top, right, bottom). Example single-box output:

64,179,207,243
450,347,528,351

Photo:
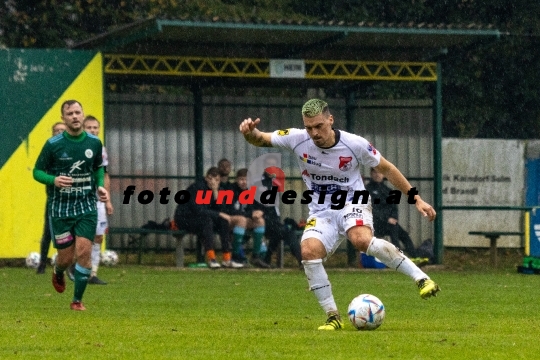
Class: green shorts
49,211,97,249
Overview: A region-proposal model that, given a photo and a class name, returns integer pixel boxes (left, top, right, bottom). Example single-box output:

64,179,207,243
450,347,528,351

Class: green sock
252,226,265,257
73,263,91,302
54,265,66,274
232,226,246,258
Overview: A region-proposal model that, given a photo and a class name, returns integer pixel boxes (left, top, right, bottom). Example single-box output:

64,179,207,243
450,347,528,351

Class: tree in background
1,0,539,138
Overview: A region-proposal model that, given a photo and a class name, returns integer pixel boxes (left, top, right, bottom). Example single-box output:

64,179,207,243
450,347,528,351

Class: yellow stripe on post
0,52,103,258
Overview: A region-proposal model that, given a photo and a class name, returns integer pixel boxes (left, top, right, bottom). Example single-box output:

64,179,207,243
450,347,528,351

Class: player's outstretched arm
413,196,436,222
239,117,273,147
374,157,436,222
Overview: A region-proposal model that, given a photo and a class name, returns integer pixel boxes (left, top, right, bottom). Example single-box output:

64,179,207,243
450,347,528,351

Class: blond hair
301,99,329,118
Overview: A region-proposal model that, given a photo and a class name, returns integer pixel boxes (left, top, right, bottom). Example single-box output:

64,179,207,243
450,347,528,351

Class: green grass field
1,264,539,360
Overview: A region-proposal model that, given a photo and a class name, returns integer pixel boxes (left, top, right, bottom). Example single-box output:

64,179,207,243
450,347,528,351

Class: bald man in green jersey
33,100,109,311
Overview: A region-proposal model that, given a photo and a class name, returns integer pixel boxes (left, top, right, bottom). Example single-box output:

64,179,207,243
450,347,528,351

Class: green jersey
34,131,103,218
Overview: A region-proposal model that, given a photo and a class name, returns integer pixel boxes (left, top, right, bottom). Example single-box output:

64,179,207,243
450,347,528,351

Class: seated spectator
217,158,233,190
174,167,244,269
256,155,302,268
217,158,246,259
230,168,270,268
365,167,417,257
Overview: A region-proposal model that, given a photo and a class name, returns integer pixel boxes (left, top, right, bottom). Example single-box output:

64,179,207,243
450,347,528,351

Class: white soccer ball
347,293,386,330
25,252,41,269
101,250,119,266
50,253,58,266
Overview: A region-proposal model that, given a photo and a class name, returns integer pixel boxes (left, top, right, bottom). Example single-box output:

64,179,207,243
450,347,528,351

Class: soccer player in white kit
83,116,114,285
239,99,440,330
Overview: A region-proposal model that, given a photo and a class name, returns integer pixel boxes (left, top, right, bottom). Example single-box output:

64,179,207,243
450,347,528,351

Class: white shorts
300,203,374,258
96,201,108,236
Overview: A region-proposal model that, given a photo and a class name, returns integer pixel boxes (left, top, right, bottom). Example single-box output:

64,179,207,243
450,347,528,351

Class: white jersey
102,146,109,167
95,146,109,234
271,128,381,215
94,146,108,195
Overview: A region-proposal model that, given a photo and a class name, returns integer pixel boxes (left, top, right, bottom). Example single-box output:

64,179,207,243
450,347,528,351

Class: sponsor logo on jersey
300,153,321,166
338,156,353,171
311,183,341,194
59,185,92,194
301,169,310,177
55,232,73,245
71,176,91,183
309,173,349,183
367,143,377,155
85,149,93,158
60,152,72,160
277,129,290,136
304,218,316,229
69,160,85,173
344,213,363,220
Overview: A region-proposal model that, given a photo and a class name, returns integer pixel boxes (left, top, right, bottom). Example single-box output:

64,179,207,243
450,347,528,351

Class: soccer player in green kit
33,100,109,311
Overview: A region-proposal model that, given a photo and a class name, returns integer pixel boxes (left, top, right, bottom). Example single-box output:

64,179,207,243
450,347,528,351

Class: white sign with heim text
442,139,525,247
269,59,305,78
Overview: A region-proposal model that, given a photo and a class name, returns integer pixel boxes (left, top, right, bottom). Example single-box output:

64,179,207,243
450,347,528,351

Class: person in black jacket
229,168,270,268
365,167,417,257
174,167,244,269
256,156,302,268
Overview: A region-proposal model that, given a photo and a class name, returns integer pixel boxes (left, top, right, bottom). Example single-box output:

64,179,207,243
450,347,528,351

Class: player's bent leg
72,262,91,308
71,237,93,308
318,313,344,331
52,246,75,293
52,268,66,293
365,236,441,299
416,278,441,299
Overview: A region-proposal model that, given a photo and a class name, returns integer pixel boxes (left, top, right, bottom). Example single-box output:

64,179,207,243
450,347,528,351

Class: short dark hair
236,168,248,178
206,167,220,178
83,115,100,126
60,100,82,115
218,158,231,167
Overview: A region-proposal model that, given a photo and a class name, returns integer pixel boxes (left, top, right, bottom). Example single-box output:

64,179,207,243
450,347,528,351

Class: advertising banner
442,139,525,247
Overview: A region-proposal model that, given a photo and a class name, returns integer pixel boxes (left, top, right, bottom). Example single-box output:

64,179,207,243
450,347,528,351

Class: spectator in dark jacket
174,167,244,269
365,167,417,257
229,168,270,268
256,155,302,267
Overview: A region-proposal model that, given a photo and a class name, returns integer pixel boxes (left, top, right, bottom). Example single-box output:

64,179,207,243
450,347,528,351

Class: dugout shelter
1,17,502,263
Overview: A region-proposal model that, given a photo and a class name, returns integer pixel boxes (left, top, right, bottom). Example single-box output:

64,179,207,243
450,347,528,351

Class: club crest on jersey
338,156,353,171
367,143,377,155
277,129,290,136
85,149,93,158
